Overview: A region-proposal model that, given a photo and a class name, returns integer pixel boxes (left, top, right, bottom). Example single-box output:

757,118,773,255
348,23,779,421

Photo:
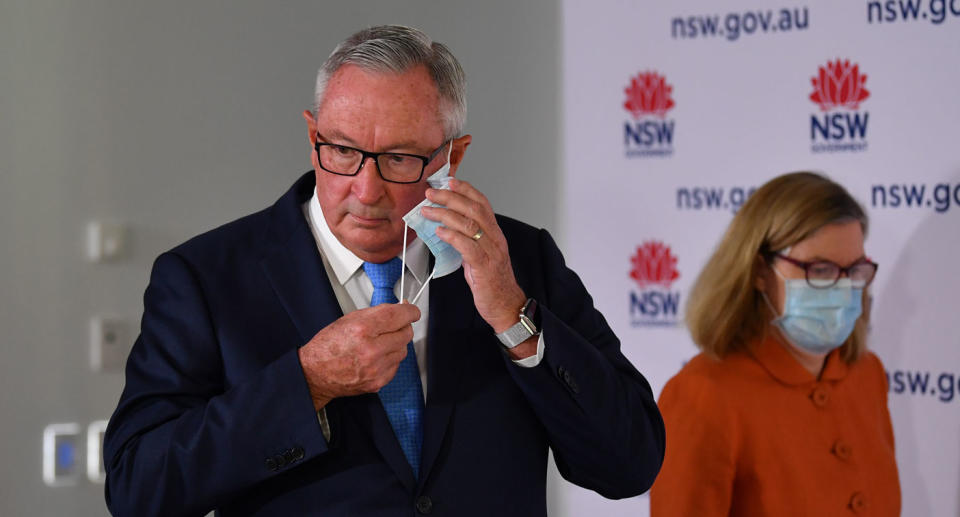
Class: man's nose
352,156,386,204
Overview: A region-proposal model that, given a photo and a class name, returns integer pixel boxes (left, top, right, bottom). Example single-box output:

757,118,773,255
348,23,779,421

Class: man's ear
448,134,472,177
303,110,318,145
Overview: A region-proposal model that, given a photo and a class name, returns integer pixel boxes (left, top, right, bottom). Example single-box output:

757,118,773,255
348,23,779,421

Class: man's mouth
348,212,389,227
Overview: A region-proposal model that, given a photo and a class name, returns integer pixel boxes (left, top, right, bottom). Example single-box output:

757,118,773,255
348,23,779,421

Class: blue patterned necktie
362,257,425,478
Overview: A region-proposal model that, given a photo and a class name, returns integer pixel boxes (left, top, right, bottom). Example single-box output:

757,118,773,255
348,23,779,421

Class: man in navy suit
104,25,664,516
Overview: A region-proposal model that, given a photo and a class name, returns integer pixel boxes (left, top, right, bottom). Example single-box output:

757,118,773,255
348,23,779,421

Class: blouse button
810,386,830,407
833,440,852,461
849,492,867,513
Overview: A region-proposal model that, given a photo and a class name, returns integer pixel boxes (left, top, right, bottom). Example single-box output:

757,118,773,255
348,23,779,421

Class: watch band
496,298,540,349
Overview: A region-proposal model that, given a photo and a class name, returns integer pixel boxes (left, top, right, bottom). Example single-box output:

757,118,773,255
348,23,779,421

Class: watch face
522,298,536,316
521,298,540,333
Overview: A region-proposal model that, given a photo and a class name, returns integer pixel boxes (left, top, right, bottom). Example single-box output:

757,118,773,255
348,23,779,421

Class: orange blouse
650,335,900,517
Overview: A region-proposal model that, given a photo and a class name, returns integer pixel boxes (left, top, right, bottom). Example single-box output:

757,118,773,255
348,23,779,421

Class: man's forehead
316,64,446,147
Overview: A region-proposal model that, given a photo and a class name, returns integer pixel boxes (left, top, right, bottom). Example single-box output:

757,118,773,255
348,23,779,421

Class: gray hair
314,25,467,139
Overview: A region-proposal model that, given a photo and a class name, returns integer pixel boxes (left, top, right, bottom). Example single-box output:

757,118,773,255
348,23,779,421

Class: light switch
90,316,128,372
87,420,109,483
86,221,126,262
43,423,81,487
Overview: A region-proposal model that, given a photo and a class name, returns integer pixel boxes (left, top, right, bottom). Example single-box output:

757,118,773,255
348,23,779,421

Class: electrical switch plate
90,316,128,372
87,420,109,483
43,423,81,487
86,221,126,262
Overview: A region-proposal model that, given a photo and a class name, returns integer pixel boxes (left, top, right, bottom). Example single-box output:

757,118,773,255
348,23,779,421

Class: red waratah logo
624,72,675,119
629,241,680,289
809,59,870,111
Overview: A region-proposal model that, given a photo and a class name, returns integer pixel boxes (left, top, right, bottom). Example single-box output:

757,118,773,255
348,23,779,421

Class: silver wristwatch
496,298,541,349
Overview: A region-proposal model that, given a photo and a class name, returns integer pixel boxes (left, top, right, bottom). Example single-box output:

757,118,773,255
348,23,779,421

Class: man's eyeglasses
314,137,449,184
774,254,878,288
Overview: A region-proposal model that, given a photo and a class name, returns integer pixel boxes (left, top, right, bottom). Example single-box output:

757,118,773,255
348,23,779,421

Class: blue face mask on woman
762,270,863,355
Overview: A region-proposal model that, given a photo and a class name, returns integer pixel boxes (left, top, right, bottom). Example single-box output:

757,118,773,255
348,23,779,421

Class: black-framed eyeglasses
774,254,879,288
314,136,449,184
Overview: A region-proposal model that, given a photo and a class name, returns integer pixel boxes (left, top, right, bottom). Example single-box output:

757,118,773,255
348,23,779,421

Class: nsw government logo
809,59,870,153
628,241,681,327
623,71,675,158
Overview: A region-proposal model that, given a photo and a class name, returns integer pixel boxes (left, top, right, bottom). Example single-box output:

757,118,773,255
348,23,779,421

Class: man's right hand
298,302,421,411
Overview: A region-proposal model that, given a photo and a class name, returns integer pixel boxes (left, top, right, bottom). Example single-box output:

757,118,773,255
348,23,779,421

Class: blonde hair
685,172,869,362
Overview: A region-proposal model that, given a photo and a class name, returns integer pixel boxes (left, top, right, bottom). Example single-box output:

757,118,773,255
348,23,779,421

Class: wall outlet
86,420,108,483
86,221,126,262
43,423,81,487
90,316,128,372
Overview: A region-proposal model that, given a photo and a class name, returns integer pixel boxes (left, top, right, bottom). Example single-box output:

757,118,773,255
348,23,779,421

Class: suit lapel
258,174,417,491
418,269,482,485
259,225,343,345
254,175,344,348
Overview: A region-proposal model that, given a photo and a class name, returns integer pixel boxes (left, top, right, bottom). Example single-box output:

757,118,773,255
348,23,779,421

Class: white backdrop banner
559,1,960,515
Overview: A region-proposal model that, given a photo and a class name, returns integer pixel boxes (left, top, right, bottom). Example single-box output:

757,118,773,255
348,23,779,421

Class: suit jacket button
283,449,296,464
292,446,305,461
274,454,287,468
265,457,278,471
416,495,433,514
558,367,578,393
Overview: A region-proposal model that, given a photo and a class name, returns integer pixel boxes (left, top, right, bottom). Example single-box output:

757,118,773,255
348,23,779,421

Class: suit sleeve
649,371,737,517
103,252,329,517
502,229,666,498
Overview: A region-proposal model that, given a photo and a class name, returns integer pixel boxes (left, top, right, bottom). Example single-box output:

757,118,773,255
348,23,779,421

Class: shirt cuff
318,407,332,442
511,331,546,368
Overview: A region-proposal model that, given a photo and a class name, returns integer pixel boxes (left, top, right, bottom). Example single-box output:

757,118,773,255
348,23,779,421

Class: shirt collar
750,332,849,386
304,188,429,286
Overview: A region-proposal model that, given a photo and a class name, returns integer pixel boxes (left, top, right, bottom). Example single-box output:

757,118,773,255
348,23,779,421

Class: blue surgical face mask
401,143,461,301
762,267,863,355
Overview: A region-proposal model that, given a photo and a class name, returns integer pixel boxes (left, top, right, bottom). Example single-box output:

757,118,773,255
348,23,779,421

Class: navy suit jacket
104,172,665,516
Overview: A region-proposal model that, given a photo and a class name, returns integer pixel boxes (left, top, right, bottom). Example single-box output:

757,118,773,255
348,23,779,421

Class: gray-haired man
104,25,664,517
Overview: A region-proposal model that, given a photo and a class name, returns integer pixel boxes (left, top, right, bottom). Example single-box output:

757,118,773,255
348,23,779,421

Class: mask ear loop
401,219,435,306
405,141,453,306
410,269,434,306
400,222,408,303
760,291,781,320
761,252,787,320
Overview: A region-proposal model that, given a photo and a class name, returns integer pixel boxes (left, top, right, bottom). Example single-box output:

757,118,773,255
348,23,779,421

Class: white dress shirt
301,190,544,437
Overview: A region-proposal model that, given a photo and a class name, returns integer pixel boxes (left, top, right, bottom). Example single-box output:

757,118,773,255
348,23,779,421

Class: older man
104,25,664,517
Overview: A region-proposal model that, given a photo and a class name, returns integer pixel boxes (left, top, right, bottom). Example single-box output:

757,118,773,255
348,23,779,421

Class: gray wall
0,1,561,515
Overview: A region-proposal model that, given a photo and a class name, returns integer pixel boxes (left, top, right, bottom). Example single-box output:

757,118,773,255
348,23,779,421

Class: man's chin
341,227,403,262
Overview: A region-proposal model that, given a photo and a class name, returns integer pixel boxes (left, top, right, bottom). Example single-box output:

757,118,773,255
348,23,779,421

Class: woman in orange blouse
650,172,900,516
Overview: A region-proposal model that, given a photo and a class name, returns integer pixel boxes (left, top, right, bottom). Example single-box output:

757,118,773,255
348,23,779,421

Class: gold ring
471,229,484,241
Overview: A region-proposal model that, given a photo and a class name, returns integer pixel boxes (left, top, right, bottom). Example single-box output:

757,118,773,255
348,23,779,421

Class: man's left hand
421,179,535,358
